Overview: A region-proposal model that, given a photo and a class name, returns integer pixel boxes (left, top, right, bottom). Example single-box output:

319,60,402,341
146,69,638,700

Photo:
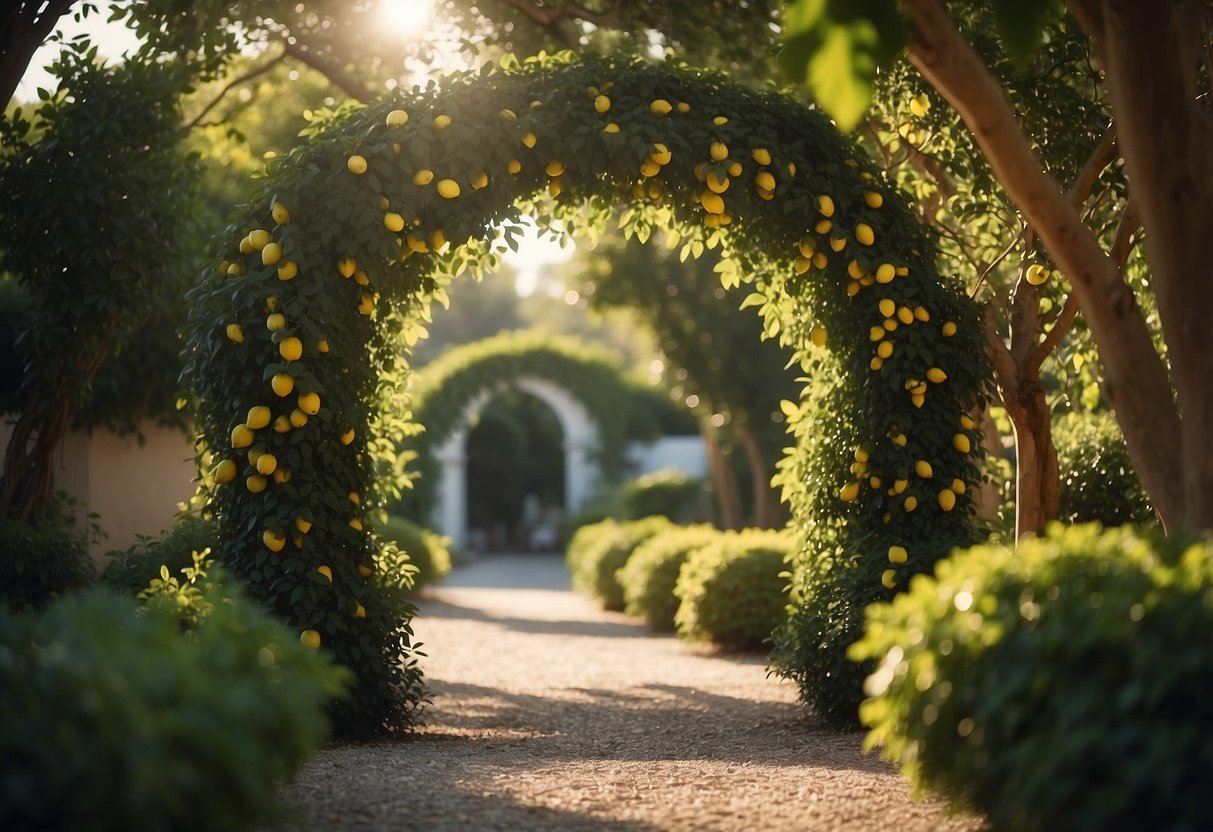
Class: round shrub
674,528,792,650
101,513,219,596
565,516,673,610
1054,410,1154,526
0,586,347,831
0,498,96,611
619,469,704,523
378,515,453,590
852,523,1213,832
617,524,721,630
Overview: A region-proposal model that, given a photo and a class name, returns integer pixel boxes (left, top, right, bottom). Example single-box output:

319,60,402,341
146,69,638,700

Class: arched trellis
401,331,650,551
182,53,988,737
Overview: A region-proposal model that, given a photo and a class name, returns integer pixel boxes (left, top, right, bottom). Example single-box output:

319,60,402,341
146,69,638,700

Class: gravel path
285,554,984,831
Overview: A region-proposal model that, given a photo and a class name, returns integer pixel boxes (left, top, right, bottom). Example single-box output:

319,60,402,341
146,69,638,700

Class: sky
16,0,576,291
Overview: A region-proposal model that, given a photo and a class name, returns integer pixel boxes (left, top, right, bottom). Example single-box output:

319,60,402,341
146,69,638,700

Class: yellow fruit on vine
817,194,835,217
226,263,245,277
412,169,435,188
650,143,672,165
810,326,828,347
877,341,893,359
247,448,263,466
952,478,966,494
317,339,330,353
840,481,860,502
897,306,914,325
436,179,461,199
548,176,563,198
794,256,811,275
353,602,366,619
277,260,298,281
904,495,919,512
471,170,489,190
650,98,672,115
911,393,926,409
499,108,516,120
709,141,728,161
316,564,333,583
522,131,537,148
279,336,303,362
384,212,405,232
594,94,611,113
348,517,363,531
340,428,356,445
855,446,870,463
752,147,771,166
347,155,368,175
231,424,254,448
239,235,254,255
727,161,743,177
864,191,884,209
870,326,885,342
870,357,883,371
405,233,428,253
348,491,360,504
910,93,930,118
226,324,245,344
915,459,934,478
878,298,895,318
289,408,308,428
295,516,312,535
815,219,832,235
960,414,976,430
876,263,895,283
266,313,286,332
273,415,291,433
508,158,523,173
829,235,846,253
700,191,725,214
386,109,409,127
358,293,375,315
431,229,447,251
891,433,908,448
954,433,972,454
263,528,286,552
300,629,321,649
433,114,451,129
298,391,321,415
882,569,898,589
1026,263,1050,285
337,256,357,278
272,201,291,225
893,478,908,494
260,242,282,267
888,545,908,564
640,159,661,178
213,459,237,484
713,115,728,126
256,453,278,476
246,474,267,493
927,367,948,384
603,122,620,134
677,101,691,113
942,321,958,337
755,171,776,192
248,229,271,250
545,160,565,177
706,169,729,193
938,488,957,511
246,405,271,430
271,373,295,398
357,562,373,578
855,223,875,246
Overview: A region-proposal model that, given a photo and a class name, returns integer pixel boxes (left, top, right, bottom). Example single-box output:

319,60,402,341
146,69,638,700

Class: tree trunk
0,0,75,107
732,418,781,528
700,420,742,529
1004,380,1059,538
971,406,1004,522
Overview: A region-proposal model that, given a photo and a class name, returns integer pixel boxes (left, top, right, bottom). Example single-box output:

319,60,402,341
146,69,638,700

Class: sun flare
379,0,435,35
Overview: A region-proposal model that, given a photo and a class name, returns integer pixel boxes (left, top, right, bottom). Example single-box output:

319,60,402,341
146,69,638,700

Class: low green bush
852,523,1213,832
378,515,453,590
565,516,673,610
1054,411,1154,526
0,496,96,610
0,577,347,830
675,528,792,650
618,468,704,523
101,512,219,595
617,524,721,630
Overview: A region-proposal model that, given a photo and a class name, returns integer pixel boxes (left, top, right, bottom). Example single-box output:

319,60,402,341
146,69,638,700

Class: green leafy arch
183,53,988,737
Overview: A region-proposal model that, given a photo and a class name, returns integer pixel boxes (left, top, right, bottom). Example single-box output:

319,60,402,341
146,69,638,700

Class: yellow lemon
386,109,408,127
436,179,461,198
248,229,271,250
246,405,271,430
794,256,811,275
927,367,948,384
271,373,295,397
300,629,321,649
904,495,919,511
271,201,291,224
942,321,958,337
855,223,875,246
522,131,537,148
545,160,565,177
548,176,563,198
433,114,451,129
893,478,908,494
266,313,286,332
915,459,934,478
700,191,725,214
650,143,671,165
317,339,330,353
226,323,244,343
829,235,847,252
888,545,908,564
340,428,356,445
603,122,620,134
869,326,885,342
384,212,405,232
706,169,729,193
953,433,972,454
960,414,976,430
263,528,286,552
405,233,428,253
840,481,860,502
910,93,930,117
712,115,728,125
709,141,728,161
289,408,308,428
938,488,957,511
279,336,303,362
499,107,516,120
817,194,835,217
347,155,368,175
876,263,896,283
508,158,522,173
246,474,268,493
650,98,672,115
677,101,691,113
353,603,366,619
261,242,282,266
882,569,898,589
298,392,320,416
471,171,489,190
226,262,245,277
914,306,930,322
952,478,967,495
231,424,254,448
238,235,254,255
212,459,237,484
358,293,375,315
256,453,278,476
412,169,435,187
316,564,333,583
755,171,776,192
348,517,363,531
864,191,884,209
357,563,373,577
594,94,611,113
815,218,832,234
337,256,357,278
810,326,828,347
879,298,896,318
348,491,360,504
877,341,893,359
295,516,312,534
897,306,914,325
273,415,291,433
870,357,883,371
1026,263,1049,285
277,260,298,281
752,147,771,166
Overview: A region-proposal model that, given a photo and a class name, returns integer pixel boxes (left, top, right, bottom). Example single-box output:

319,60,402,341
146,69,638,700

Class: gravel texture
285,554,985,831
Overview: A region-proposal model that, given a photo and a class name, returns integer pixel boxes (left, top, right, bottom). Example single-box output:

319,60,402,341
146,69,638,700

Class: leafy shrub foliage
852,524,1213,831
1054,410,1153,526
566,516,673,610
619,468,705,524
102,513,220,595
378,514,453,589
675,528,792,650
0,497,96,611
0,584,346,831
182,53,984,734
617,524,721,629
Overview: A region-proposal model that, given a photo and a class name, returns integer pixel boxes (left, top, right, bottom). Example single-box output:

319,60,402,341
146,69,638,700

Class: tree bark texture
700,420,742,529
731,418,782,528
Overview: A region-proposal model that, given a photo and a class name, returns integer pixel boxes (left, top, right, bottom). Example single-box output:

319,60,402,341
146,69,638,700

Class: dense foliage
1053,410,1154,527
0,496,96,611
674,528,792,650
378,514,453,589
101,513,222,596
565,515,674,610
617,523,720,630
182,53,985,734
852,524,1213,831
618,468,705,524
0,584,346,831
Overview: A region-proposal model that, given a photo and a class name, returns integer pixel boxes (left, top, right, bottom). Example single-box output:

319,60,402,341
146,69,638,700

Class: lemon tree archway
183,53,988,737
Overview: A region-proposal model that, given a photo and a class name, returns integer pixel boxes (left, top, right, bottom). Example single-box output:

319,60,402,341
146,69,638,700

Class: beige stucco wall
1,416,197,563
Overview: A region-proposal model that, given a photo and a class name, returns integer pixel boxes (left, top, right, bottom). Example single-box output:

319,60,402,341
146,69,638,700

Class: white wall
626,435,709,480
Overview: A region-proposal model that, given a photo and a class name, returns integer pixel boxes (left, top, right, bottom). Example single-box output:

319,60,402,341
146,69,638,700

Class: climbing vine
182,52,989,736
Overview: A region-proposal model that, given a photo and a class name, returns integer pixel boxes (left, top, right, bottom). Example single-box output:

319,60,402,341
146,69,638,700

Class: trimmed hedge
675,528,792,650
378,514,453,589
852,524,1213,831
0,584,346,830
617,524,721,629
618,468,705,524
1054,410,1154,526
565,516,673,610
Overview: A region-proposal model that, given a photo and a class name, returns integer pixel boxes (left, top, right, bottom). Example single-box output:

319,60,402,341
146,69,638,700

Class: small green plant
852,523,1213,832
377,514,453,590
102,512,219,596
1054,410,1154,526
0,582,347,830
618,469,705,523
136,547,217,628
0,495,97,610
565,516,674,610
617,524,721,629
675,528,792,650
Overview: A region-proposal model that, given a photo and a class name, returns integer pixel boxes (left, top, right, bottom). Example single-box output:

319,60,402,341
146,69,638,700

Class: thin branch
982,303,1021,410
282,40,374,102
971,221,1027,299
1066,123,1118,207
1109,196,1142,269
1027,294,1080,378
184,49,288,131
